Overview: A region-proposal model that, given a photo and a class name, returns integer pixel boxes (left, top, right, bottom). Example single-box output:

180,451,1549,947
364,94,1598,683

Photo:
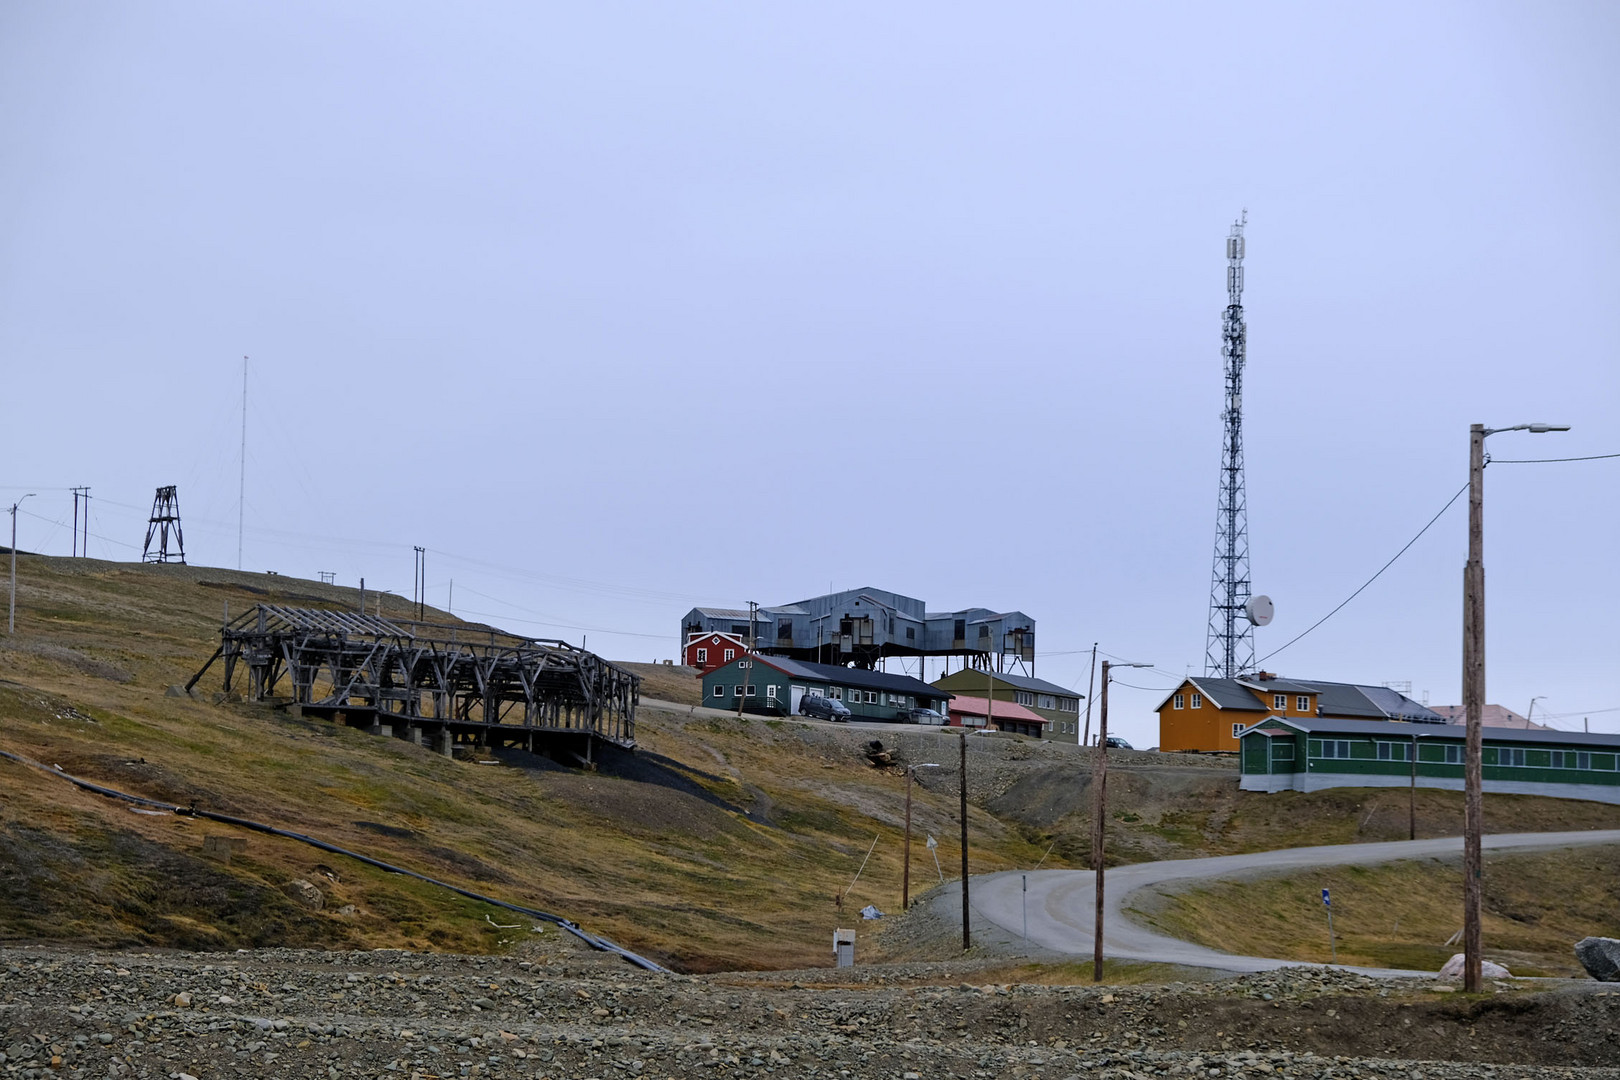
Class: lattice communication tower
142,485,186,564
1205,214,1253,678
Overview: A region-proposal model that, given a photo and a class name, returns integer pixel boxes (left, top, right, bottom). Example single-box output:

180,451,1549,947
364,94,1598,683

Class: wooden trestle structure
188,605,639,759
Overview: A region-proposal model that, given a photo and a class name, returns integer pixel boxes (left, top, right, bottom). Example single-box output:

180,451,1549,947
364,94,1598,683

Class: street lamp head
1526,424,1571,433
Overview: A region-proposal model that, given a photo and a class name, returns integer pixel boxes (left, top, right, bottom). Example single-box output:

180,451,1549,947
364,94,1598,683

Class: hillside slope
2,554,1616,973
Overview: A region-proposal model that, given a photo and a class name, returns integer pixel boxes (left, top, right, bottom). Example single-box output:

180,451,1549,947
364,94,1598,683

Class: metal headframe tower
142,485,187,564
1205,213,1253,678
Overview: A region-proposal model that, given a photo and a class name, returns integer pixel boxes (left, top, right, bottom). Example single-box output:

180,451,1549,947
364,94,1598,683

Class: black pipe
0,749,667,973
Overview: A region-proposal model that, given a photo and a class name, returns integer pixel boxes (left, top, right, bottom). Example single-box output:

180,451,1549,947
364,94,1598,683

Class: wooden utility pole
1091,661,1111,982
1082,643,1098,746
959,731,970,951
1409,732,1418,841
903,765,914,910
1462,422,1486,994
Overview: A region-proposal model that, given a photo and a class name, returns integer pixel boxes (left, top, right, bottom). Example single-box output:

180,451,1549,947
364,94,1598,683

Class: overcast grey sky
3,2,1616,745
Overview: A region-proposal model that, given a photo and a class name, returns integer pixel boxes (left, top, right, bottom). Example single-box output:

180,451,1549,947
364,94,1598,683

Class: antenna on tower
143,486,186,564
1205,213,1257,678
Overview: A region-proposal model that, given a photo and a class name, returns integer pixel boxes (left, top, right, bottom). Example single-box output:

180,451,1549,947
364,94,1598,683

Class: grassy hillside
2,553,1616,974
0,555,1045,970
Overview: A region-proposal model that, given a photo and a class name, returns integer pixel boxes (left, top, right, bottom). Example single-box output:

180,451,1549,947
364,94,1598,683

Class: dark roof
749,657,946,699
1238,716,1620,749
936,670,1080,699
1177,678,1268,711
1237,677,1320,696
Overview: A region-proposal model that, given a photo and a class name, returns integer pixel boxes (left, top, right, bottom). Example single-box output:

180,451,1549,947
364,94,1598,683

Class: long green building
1238,716,1620,805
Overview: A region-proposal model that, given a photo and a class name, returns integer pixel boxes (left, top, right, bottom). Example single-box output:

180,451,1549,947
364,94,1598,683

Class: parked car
800,695,852,722
1104,735,1134,749
906,707,947,725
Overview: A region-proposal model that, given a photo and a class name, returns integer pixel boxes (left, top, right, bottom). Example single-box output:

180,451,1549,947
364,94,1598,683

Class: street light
1092,658,1151,982
8,494,36,634
902,762,940,910
1462,421,1568,993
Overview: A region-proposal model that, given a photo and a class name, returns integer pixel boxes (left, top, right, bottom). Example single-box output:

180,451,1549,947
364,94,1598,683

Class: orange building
1156,673,1441,752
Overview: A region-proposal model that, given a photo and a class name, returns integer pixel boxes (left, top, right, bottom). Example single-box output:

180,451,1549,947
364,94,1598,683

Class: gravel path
3,940,1616,1079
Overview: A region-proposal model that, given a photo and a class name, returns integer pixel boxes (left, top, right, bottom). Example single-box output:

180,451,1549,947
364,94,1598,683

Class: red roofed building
684,632,748,675
947,694,1049,739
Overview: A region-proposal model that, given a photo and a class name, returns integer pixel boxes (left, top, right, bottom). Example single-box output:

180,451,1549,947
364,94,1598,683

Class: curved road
970,830,1620,976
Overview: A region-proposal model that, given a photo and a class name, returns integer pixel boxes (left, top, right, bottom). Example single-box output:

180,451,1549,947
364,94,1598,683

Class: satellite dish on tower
1245,595,1274,627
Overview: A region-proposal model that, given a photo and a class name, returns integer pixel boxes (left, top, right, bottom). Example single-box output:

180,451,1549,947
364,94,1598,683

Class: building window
1297,695,1310,712
734,685,744,697
695,648,707,664
1550,750,1591,770
1441,745,1462,765
1190,693,1203,709
1272,744,1294,761
1038,694,1056,710
1232,723,1244,738
828,687,842,700
1060,698,1078,712
1318,740,1353,759
712,685,725,698
745,685,757,697
724,649,735,662
766,685,777,700
1173,694,1185,710
1015,691,1035,706
906,626,915,641
1376,742,1410,762
866,691,879,704
1499,747,1526,767
1273,693,1287,710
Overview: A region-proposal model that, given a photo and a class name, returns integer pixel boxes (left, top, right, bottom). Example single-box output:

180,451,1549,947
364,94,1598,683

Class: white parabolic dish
1245,595,1274,627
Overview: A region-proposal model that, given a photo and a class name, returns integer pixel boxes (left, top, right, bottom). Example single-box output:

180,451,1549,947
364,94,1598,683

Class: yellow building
1155,673,1442,752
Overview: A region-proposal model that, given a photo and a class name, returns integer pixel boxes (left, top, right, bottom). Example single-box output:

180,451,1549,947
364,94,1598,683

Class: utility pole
9,494,36,634
413,547,426,620
70,486,90,557
1462,420,1568,994
960,730,970,952
1092,659,1151,981
238,356,248,571
1082,642,1098,746
902,762,940,910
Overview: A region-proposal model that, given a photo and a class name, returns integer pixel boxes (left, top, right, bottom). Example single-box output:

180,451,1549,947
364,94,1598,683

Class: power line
1490,452,1620,464
1254,480,1469,667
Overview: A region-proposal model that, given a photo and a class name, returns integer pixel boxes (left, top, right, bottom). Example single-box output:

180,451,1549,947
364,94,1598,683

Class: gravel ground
4,937,1616,1080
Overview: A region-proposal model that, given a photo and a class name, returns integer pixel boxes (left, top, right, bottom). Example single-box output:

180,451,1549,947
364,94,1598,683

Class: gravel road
3,937,1616,1079
968,830,1620,975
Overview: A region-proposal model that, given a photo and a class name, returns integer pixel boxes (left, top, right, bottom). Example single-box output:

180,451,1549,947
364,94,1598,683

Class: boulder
1438,953,1511,980
280,879,324,910
1574,937,1620,982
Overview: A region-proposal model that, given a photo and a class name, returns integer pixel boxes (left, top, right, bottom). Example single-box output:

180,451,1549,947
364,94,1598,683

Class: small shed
946,694,1048,739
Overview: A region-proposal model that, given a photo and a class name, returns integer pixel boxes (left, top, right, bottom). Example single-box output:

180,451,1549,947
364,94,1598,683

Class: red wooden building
684,632,748,674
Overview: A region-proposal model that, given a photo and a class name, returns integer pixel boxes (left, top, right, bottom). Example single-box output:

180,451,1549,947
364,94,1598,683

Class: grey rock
280,879,325,910
1574,936,1620,982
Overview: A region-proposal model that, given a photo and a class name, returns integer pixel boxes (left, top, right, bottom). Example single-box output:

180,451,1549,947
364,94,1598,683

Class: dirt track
4,938,1617,1080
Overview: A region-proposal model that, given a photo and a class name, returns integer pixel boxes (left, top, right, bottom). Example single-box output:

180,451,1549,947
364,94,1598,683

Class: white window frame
1297,695,1310,712
1173,694,1185,710
712,685,725,698
1376,741,1409,762
724,648,736,662
1499,746,1526,767
1190,692,1203,709
828,687,842,700
1273,693,1287,710
766,685,777,700
744,684,757,698
733,685,744,697
1231,723,1244,738
1319,740,1353,759
1550,750,1590,770
866,690,879,704
695,648,707,664
1015,691,1035,707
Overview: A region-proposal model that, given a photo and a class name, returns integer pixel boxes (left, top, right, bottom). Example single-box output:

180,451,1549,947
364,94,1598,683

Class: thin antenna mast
1204,213,1254,678
238,356,248,571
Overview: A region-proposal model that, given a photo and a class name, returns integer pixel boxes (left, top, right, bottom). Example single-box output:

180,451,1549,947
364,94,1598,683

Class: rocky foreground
2,937,1617,1080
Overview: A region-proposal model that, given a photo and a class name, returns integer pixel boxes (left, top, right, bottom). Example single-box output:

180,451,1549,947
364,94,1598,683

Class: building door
791,685,806,714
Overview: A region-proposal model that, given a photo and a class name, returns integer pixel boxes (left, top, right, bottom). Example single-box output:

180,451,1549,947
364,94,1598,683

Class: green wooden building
701,654,950,721
1238,716,1620,805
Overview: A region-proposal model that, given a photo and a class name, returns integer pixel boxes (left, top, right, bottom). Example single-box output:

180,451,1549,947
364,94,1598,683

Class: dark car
800,694,852,722
1103,735,1134,749
906,707,947,725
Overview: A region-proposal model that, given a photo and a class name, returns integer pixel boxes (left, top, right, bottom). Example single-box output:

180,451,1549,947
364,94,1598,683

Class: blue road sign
1322,888,1330,907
